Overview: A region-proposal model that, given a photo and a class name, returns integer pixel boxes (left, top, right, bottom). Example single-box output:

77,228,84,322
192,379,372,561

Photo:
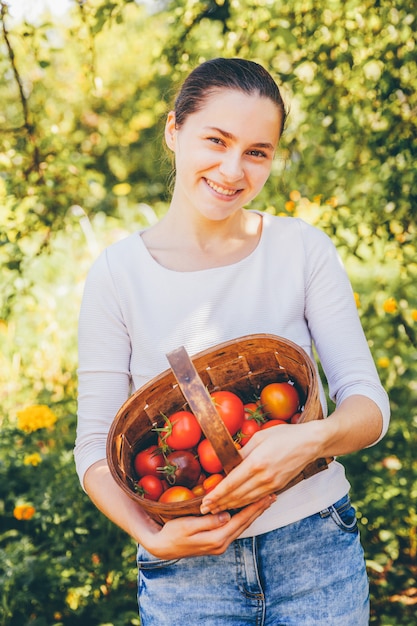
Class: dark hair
174,58,287,135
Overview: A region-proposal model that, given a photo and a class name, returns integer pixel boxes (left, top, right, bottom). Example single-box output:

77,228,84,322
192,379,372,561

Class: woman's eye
247,149,267,158
207,137,224,145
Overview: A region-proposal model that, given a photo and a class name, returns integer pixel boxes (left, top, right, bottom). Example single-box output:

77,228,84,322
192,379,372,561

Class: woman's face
165,88,283,222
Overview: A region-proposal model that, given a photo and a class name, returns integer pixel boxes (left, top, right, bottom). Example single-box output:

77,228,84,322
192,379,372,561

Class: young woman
74,58,390,625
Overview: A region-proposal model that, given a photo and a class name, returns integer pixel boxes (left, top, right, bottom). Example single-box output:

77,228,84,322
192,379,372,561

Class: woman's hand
200,421,321,515
139,494,276,560
200,394,384,515
84,458,275,561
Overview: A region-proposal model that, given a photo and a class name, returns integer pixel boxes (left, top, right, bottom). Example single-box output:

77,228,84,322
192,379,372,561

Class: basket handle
166,346,242,475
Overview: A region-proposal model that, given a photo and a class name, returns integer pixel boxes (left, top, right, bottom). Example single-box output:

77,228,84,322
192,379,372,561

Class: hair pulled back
174,58,287,135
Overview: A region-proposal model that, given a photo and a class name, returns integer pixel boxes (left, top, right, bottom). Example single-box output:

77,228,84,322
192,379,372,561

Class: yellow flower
382,297,398,314
23,452,42,466
353,292,361,308
377,357,390,369
326,196,338,207
411,309,417,322
17,405,57,433
285,200,296,212
66,587,89,611
13,504,36,520
66,590,79,611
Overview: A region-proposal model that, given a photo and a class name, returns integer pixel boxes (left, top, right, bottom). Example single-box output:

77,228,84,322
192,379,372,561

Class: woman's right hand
136,494,276,560
84,459,275,560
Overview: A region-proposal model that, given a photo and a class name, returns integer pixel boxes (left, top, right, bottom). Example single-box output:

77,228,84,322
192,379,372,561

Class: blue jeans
137,494,369,625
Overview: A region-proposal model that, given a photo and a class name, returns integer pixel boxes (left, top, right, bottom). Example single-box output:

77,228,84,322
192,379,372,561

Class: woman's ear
164,111,176,151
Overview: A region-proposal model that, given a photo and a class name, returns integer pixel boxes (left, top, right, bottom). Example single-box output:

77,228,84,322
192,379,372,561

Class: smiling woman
74,57,390,625
161,89,280,234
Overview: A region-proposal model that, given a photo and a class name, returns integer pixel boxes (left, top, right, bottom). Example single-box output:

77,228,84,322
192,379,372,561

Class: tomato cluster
133,382,302,503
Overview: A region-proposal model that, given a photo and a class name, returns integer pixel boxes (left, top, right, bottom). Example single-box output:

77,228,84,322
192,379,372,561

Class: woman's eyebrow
203,126,275,150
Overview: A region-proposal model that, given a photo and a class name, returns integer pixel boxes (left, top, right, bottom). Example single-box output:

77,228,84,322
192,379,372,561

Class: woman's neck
141,209,263,272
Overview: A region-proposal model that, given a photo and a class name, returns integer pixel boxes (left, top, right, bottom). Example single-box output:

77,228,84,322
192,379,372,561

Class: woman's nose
218,152,244,182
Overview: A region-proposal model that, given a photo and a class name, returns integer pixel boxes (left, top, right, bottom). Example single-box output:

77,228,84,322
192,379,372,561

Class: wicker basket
106,334,331,524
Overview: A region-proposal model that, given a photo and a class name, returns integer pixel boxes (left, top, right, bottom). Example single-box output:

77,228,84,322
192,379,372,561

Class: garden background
0,0,416,624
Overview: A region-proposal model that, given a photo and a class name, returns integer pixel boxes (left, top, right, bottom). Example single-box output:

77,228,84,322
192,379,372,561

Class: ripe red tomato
239,419,261,445
260,382,300,421
197,438,223,474
211,390,244,436
164,450,201,488
260,419,287,430
163,410,202,450
239,401,266,444
133,445,165,478
159,486,195,503
136,475,164,501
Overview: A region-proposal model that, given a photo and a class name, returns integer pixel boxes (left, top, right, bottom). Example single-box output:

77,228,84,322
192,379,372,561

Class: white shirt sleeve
74,249,132,487
299,220,390,441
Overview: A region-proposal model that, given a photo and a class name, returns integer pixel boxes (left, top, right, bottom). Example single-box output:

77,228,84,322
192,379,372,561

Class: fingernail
218,512,231,523
200,498,212,515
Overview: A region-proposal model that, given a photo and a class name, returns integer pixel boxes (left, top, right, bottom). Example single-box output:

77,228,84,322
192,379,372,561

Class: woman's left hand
200,394,384,516
200,421,320,515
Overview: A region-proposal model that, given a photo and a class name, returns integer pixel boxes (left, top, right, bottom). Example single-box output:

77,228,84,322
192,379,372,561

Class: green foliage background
0,0,416,624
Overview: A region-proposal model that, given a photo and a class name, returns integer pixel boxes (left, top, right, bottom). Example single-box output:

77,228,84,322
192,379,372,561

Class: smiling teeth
206,179,237,196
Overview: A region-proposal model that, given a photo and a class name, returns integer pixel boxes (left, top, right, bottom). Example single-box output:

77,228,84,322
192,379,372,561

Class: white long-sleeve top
74,212,390,537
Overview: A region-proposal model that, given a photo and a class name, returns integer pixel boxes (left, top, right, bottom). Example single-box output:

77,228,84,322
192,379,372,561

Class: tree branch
0,2,34,134
0,1,42,174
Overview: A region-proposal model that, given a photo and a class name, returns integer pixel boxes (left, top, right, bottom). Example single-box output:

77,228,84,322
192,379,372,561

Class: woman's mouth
205,178,240,197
